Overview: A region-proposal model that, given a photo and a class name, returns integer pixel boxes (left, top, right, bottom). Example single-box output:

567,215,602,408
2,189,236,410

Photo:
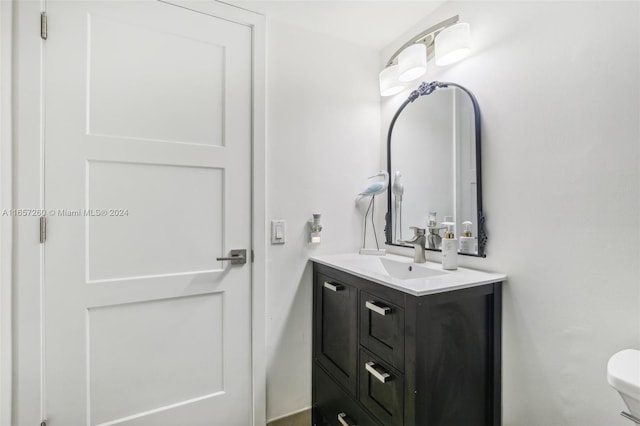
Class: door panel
87,13,226,146
88,294,224,424
43,1,252,425
86,161,224,281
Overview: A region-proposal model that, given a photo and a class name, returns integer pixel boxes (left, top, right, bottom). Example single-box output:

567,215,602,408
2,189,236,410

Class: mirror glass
385,81,486,257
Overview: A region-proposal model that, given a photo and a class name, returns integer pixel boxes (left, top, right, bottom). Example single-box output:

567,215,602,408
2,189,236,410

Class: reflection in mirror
385,81,486,257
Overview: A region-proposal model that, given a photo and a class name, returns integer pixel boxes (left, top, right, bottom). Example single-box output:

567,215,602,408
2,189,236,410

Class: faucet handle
409,226,425,236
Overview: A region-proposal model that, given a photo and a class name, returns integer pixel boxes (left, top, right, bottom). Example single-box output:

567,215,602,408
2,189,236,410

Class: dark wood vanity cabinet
312,262,503,426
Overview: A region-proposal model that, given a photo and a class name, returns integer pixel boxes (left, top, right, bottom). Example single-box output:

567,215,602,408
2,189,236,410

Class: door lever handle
217,249,247,265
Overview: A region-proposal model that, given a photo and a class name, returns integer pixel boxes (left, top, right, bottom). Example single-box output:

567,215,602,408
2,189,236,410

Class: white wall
265,20,381,421
381,2,640,425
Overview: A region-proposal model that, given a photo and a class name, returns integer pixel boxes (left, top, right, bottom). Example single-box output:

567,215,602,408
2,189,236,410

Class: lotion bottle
441,221,458,270
459,221,476,254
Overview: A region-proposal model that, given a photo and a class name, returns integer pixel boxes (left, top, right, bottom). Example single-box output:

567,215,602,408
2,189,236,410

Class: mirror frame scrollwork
384,81,487,257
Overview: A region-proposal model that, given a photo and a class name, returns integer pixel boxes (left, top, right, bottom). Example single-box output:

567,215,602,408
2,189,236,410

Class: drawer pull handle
365,361,391,383
365,300,391,316
338,412,356,426
323,282,344,292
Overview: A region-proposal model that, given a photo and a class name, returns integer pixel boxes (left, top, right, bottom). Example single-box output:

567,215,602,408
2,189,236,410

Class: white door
43,1,252,424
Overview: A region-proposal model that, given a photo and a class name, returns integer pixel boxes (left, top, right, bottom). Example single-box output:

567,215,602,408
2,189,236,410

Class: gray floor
267,409,311,426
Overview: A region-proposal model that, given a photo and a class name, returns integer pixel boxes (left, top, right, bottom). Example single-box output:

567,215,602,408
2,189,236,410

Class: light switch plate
271,220,286,244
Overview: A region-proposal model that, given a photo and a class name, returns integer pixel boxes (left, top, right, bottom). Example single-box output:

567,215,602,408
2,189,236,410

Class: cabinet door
314,365,381,426
314,272,358,396
359,349,404,426
360,291,405,371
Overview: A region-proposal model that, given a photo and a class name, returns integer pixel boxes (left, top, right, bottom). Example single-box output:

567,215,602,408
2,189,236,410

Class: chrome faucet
402,226,427,263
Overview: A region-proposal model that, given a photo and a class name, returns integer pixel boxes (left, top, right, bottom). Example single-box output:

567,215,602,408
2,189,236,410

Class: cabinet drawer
358,349,404,426
314,273,358,396
360,292,404,371
314,365,380,426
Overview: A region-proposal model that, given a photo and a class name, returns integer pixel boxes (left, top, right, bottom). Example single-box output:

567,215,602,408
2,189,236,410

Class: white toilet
608,349,640,423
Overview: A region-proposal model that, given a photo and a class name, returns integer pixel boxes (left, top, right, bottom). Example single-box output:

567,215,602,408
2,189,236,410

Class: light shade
379,65,404,97
398,43,427,82
435,22,471,66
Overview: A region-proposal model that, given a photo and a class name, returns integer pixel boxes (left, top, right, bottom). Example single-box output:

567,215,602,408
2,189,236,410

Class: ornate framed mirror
385,81,487,257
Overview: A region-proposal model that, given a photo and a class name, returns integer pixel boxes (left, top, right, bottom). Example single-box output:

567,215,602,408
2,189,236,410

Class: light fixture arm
384,15,459,67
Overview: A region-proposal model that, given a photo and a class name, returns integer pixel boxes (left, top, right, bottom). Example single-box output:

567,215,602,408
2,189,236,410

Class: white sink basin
379,258,446,280
310,253,506,296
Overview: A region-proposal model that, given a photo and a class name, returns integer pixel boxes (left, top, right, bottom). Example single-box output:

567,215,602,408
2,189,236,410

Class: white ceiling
225,1,446,49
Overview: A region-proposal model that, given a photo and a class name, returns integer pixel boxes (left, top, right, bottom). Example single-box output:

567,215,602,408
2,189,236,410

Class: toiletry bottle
441,221,458,270
459,221,475,254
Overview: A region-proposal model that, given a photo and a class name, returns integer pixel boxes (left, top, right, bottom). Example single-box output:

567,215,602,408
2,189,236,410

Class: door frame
4,1,266,425
0,1,14,425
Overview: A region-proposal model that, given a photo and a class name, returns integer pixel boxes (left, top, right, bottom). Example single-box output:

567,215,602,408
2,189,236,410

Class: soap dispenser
441,221,458,270
310,214,322,244
459,221,476,254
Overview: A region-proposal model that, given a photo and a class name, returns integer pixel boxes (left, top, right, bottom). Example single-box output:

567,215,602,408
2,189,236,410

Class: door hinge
40,12,47,40
40,216,46,243
251,250,254,263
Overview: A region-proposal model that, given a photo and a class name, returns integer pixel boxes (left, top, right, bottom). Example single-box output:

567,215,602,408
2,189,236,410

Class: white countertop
310,252,506,296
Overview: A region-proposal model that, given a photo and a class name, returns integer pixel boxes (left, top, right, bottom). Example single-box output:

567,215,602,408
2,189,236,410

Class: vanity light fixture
379,15,471,96
435,22,471,66
398,43,427,82
379,64,405,96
